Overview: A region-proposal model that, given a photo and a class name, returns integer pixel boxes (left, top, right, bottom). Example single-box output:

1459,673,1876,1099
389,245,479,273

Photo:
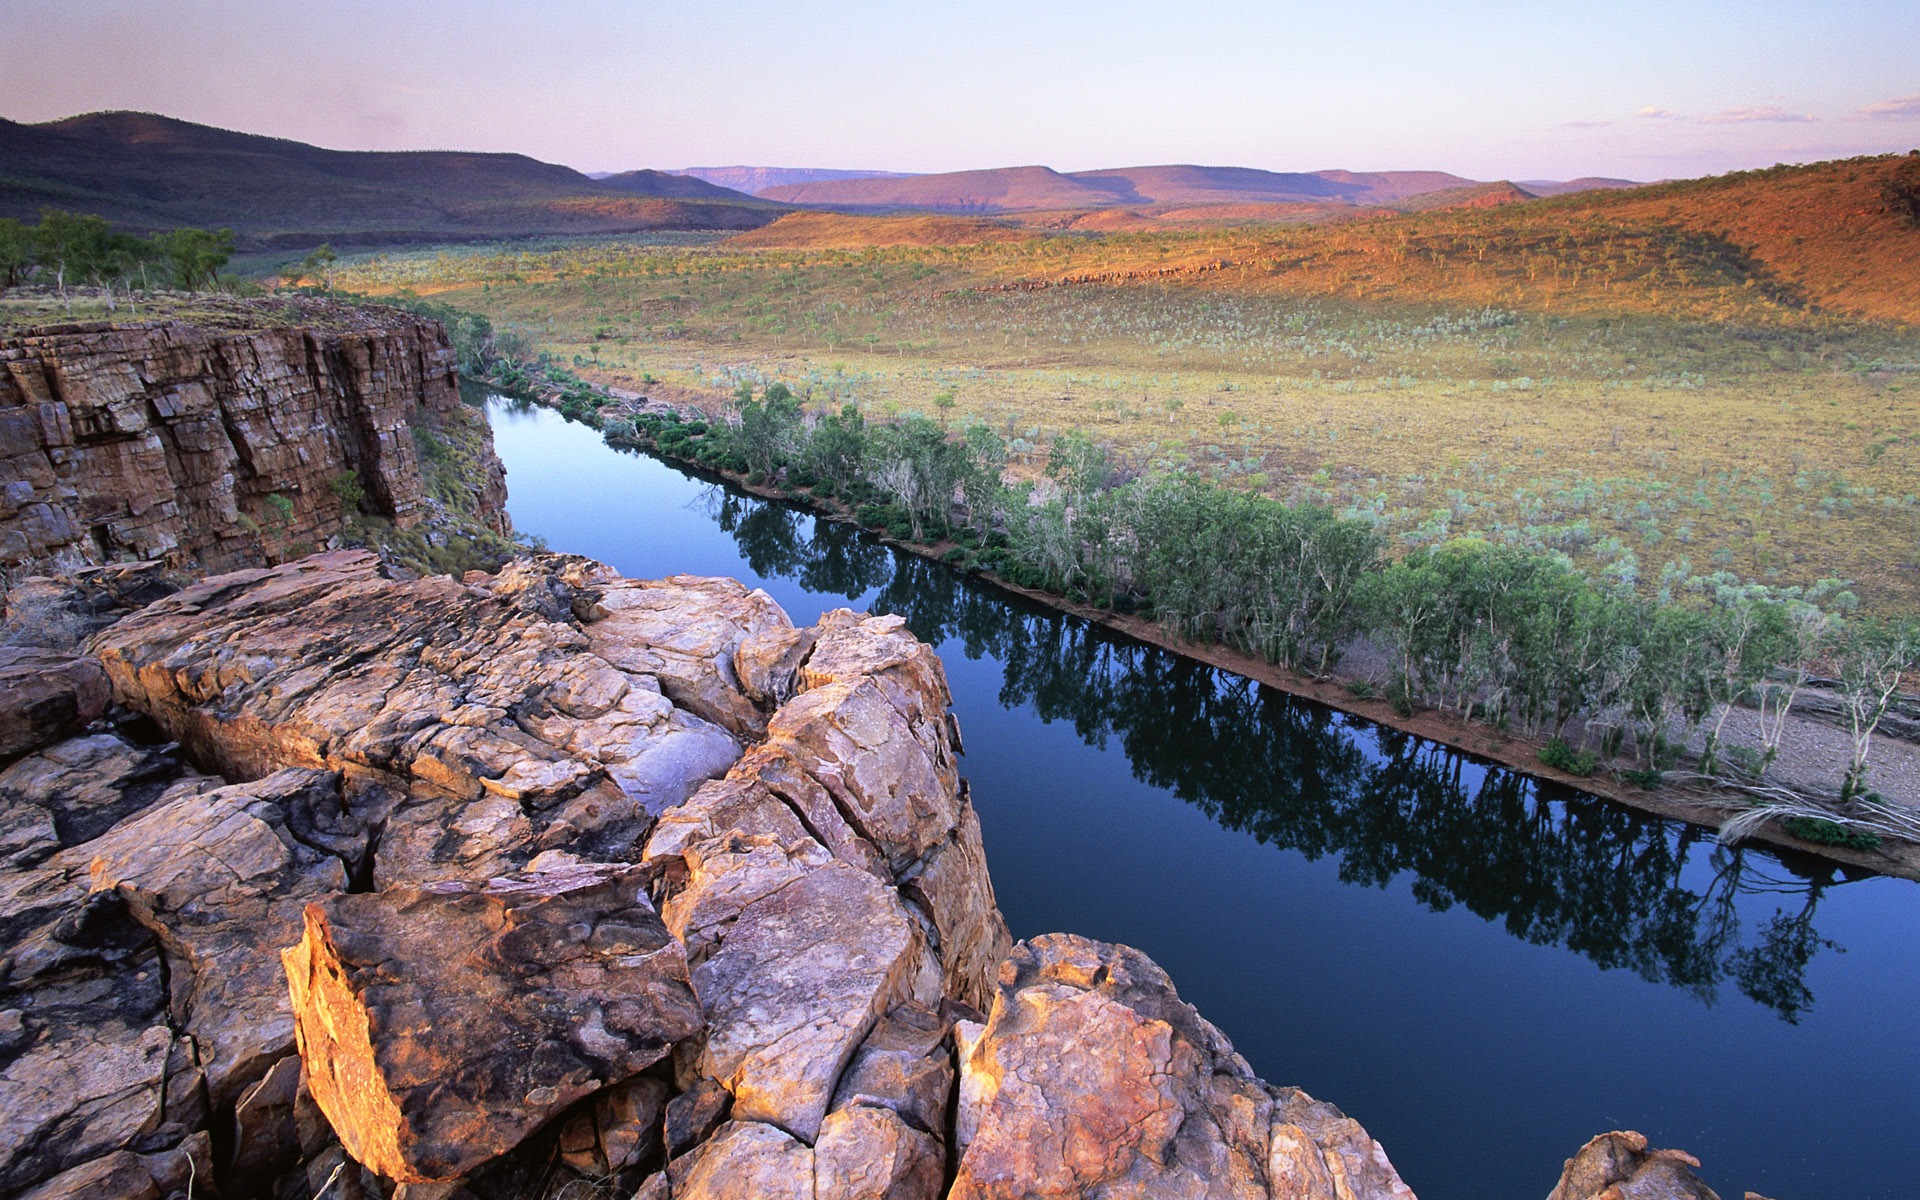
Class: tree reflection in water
708,482,1852,1023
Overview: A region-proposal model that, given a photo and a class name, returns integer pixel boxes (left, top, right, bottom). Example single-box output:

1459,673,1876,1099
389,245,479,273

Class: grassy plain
325,155,1920,612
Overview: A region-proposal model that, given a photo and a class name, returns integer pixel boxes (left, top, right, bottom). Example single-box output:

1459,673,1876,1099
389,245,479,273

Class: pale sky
5,0,1919,181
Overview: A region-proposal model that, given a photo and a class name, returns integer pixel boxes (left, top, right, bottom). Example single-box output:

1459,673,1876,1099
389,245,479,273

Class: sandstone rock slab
690,859,937,1143
283,861,700,1183
0,648,109,759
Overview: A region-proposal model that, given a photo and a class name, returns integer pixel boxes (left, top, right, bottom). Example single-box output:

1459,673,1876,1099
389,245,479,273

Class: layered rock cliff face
0,552,1723,1200
0,305,507,583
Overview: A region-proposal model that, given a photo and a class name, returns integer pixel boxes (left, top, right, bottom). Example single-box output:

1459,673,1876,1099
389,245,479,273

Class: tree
300,243,339,290
33,208,111,308
0,218,32,289
869,416,969,542
734,383,804,478
1753,600,1835,777
157,226,236,291
1833,617,1920,799
805,404,867,493
1697,586,1792,775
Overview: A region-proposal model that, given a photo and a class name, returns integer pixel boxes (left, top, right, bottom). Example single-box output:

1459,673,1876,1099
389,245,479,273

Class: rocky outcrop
0,304,507,580
0,548,1714,1200
951,935,1414,1200
0,647,109,758
1546,1132,1722,1200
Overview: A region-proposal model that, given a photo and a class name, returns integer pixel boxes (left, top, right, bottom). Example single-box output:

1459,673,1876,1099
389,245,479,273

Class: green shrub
1780,816,1882,851
1620,768,1664,789
1538,738,1598,776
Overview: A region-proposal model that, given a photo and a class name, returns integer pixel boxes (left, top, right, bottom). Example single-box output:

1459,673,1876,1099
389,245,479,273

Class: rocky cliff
0,301,508,587
0,552,1723,1200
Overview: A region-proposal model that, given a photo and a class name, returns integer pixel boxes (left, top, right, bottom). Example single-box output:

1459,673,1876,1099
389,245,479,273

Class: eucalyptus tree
31,208,110,306
1752,599,1837,777
1833,617,1920,799
0,218,34,288
156,226,236,291
867,415,970,541
1697,585,1793,775
733,382,804,477
804,404,868,494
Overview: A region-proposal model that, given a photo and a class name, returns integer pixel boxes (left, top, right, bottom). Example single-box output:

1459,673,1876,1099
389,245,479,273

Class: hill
1518,176,1642,197
0,111,784,247
759,165,1129,212
673,166,920,194
593,169,760,201
990,154,1920,324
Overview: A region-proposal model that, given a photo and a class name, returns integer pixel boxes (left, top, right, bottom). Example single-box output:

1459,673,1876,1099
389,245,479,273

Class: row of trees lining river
482,349,1920,831
696,476,1855,1024
494,362,1916,835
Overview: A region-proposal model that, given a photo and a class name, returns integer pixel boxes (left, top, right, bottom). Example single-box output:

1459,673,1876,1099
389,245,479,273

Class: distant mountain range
0,111,1648,250
733,164,1639,212
0,112,781,248
670,166,921,194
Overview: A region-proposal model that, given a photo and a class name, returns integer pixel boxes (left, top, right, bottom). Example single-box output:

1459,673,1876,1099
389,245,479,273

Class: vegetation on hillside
330,154,1920,614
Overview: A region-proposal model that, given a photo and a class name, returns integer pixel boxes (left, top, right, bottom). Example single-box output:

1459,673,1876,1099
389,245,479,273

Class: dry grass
325,154,1920,612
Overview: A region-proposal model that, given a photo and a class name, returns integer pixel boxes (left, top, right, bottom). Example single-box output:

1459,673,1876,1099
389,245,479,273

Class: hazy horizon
4,0,1919,181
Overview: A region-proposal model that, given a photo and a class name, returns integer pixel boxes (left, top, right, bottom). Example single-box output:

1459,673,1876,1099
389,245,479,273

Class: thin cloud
1700,105,1816,124
1861,93,1920,120
1636,106,1674,120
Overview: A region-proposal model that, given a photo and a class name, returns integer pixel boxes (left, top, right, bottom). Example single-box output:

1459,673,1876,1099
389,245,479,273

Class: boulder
667,1119,815,1200
0,648,110,759
816,1104,945,1200
950,934,1415,1200
1547,1131,1722,1200
554,1074,671,1183
282,861,700,1183
687,854,938,1142
828,1002,955,1141
586,574,796,737
0,876,199,1197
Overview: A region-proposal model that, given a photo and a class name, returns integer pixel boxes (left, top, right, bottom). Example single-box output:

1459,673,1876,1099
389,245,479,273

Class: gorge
0,311,1912,1200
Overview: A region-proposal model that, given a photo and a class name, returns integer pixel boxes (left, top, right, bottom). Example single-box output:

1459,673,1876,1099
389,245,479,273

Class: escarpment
0,305,507,584
0,551,1723,1200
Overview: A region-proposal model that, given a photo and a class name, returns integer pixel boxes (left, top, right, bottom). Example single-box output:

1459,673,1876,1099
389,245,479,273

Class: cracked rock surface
0,550,1477,1200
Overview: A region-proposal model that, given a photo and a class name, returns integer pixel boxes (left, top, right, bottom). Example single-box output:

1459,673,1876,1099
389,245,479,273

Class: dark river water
484,396,1919,1200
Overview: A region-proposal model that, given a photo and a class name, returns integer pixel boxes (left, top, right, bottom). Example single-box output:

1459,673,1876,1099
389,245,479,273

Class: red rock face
0,312,506,576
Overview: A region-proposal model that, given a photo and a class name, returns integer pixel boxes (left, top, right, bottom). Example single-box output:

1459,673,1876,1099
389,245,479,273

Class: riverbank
478,370,1920,882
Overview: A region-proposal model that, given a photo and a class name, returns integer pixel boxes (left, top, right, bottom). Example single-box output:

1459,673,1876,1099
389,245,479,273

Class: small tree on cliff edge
159,226,236,291
0,219,32,289
300,243,338,290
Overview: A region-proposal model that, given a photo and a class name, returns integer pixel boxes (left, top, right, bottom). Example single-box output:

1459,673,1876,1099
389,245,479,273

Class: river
484,394,1919,1200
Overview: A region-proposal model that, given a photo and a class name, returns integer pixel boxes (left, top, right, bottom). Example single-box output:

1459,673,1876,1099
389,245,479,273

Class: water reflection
706,479,1850,1023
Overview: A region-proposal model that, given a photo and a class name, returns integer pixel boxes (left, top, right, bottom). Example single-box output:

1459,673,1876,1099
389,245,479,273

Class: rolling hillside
0,111,783,247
